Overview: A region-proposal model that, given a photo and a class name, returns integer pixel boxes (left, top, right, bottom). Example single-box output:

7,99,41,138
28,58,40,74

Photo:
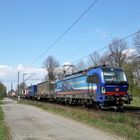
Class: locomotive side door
88,83,94,96
87,74,99,98
87,75,95,98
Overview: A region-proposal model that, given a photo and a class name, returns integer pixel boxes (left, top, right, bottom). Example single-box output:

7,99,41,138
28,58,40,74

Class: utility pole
23,73,27,94
11,83,13,94
17,71,19,95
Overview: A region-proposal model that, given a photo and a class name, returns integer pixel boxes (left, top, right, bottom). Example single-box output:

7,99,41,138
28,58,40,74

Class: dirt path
2,98,124,140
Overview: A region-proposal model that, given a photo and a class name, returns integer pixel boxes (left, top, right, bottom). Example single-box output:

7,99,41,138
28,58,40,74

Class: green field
19,99,140,140
0,100,11,140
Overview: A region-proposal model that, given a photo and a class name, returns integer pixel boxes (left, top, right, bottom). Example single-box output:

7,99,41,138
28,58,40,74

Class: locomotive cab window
87,74,100,84
102,68,127,83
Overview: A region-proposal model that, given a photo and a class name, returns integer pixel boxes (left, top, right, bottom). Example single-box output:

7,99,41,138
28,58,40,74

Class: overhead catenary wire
75,12,140,57
71,30,140,64
28,0,98,67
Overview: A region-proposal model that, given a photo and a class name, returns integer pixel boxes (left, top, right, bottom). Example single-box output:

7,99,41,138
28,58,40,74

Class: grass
19,99,140,140
130,96,140,107
0,100,3,104
0,100,11,140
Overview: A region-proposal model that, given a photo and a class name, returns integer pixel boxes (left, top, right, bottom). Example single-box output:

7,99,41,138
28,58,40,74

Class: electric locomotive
26,85,37,99
55,66,132,109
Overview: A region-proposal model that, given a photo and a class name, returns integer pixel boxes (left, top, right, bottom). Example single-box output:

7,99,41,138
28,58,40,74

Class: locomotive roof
64,72,86,80
60,66,104,81
56,66,124,82
37,81,54,85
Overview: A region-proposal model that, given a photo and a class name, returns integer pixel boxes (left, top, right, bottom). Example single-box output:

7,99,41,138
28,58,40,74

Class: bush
0,107,11,140
0,82,7,99
131,85,140,97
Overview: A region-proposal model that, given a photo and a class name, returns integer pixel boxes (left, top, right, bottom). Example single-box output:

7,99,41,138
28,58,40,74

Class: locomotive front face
102,68,128,95
87,67,132,107
101,67,132,106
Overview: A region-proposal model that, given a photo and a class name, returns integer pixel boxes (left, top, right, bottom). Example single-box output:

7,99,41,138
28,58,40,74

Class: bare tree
88,51,101,67
128,54,140,85
0,82,6,99
55,67,65,80
133,30,140,55
133,57,140,84
75,60,86,71
107,38,128,67
55,65,75,80
123,62,135,92
133,31,140,84
99,53,110,66
43,56,60,81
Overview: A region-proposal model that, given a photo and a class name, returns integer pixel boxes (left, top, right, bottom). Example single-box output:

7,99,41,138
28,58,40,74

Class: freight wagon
36,81,54,100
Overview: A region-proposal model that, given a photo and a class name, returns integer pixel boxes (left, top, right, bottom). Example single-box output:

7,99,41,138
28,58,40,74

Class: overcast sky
0,0,140,90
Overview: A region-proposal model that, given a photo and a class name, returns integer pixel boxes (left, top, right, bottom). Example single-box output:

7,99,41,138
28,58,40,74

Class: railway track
124,106,140,114
124,106,140,110
124,106,140,118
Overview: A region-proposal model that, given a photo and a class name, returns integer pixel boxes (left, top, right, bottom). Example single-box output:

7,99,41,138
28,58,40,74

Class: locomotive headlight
102,87,106,94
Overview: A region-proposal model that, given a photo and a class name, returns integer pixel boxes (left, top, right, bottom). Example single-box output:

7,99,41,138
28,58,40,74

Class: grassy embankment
130,83,140,107
19,99,140,140
130,96,140,107
0,99,11,140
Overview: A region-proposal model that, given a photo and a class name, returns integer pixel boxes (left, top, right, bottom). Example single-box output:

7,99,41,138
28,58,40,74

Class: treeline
0,82,7,99
43,30,140,97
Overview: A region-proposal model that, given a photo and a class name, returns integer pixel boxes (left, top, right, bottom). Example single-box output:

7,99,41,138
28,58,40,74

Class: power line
75,12,140,57
28,0,98,67
71,30,139,64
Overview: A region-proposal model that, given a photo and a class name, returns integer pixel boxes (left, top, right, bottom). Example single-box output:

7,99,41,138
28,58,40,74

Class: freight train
23,66,132,110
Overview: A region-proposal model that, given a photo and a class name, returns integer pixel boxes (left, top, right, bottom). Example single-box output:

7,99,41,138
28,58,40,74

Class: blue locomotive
55,66,132,109
26,85,37,99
